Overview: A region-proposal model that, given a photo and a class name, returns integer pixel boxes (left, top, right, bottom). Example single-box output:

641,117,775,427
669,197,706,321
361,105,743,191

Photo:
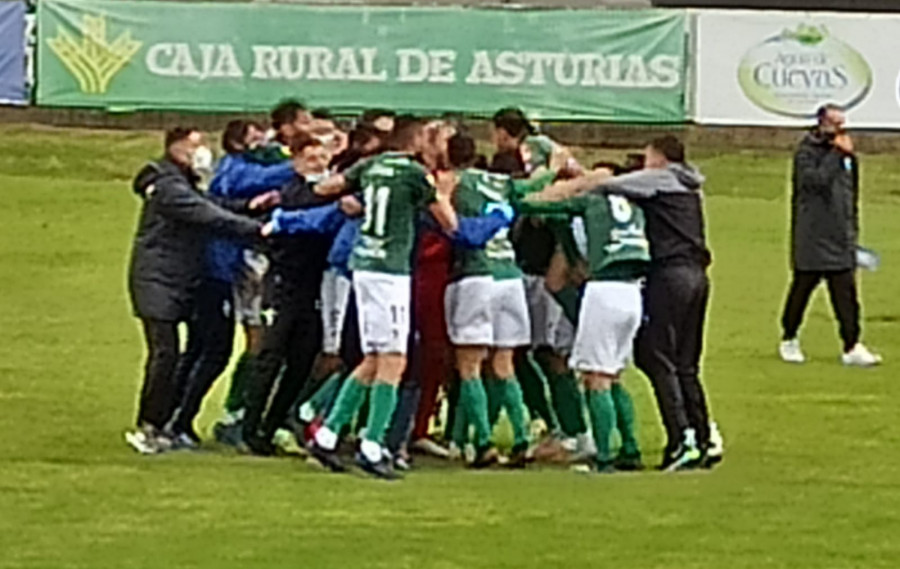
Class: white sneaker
125,429,160,455
707,421,724,464
779,339,806,364
410,438,451,459
842,344,882,367
569,432,596,463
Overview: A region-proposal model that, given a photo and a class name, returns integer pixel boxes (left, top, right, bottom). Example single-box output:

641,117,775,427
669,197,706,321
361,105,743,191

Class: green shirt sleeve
511,170,557,201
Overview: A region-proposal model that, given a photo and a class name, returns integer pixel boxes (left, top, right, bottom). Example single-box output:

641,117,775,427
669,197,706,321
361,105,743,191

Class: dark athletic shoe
469,445,500,469
213,421,244,447
240,433,276,457
355,452,401,480
505,443,533,469
308,442,347,473
663,445,702,472
595,460,617,474
614,453,645,472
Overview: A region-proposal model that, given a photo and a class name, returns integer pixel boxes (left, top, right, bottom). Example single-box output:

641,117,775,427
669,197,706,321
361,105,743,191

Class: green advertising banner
37,0,687,122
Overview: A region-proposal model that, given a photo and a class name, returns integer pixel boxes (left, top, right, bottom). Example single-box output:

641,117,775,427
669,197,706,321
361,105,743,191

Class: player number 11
362,184,391,237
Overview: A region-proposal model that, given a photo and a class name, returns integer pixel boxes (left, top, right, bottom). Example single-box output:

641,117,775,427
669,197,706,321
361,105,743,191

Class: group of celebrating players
125,99,723,480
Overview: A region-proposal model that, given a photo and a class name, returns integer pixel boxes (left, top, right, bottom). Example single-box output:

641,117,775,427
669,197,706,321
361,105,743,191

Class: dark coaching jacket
128,158,261,322
264,175,335,309
791,131,859,272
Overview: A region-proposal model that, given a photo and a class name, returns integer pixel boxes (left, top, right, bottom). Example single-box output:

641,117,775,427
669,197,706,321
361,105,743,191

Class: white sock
684,428,698,449
298,402,316,423
315,426,338,450
360,439,383,464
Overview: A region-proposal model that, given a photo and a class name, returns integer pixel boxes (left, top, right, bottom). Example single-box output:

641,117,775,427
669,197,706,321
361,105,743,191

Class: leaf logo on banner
738,24,872,118
47,14,141,94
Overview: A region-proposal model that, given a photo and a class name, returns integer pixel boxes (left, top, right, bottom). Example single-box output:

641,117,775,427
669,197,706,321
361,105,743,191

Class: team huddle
125,100,723,479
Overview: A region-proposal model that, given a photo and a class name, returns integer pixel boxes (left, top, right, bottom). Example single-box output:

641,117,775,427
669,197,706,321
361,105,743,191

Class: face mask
192,145,213,173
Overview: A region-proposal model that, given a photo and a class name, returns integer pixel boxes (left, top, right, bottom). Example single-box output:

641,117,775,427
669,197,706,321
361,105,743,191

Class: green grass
1,124,899,568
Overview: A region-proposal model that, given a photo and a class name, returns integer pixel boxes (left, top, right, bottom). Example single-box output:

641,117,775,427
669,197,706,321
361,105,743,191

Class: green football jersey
452,169,554,281
348,152,433,275
519,193,650,281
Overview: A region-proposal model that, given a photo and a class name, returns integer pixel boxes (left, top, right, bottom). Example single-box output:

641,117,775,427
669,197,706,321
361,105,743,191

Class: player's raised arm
429,170,459,232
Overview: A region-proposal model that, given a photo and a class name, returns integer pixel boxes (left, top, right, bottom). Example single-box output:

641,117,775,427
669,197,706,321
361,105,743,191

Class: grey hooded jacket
592,163,712,268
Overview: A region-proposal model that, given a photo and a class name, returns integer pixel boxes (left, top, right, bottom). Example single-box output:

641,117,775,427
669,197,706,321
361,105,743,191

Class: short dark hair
649,135,685,163
222,120,248,154
816,103,842,123
348,125,382,150
164,126,198,149
591,161,625,176
447,133,477,169
492,107,535,139
271,98,307,129
289,133,323,156
385,115,424,151
490,150,525,177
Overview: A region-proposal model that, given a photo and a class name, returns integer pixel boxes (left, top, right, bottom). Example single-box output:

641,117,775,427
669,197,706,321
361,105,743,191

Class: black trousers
635,265,711,452
136,318,180,429
170,279,235,435
781,269,860,352
243,275,322,442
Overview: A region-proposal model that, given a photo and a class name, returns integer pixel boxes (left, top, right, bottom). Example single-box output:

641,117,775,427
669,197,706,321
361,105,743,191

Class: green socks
461,378,493,449
500,378,530,448
308,372,343,415
363,382,398,445
611,383,640,458
586,389,616,464
484,378,503,427
451,396,469,448
549,371,588,438
324,376,369,434
224,353,254,413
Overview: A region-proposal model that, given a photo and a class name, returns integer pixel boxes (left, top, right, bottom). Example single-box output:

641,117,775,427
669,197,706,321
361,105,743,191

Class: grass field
1,123,899,569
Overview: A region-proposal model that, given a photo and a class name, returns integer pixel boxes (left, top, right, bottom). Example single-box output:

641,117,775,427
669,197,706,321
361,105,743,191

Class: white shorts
523,274,574,352
570,281,643,376
446,277,531,348
354,270,411,355
320,268,352,355
233,249,269,327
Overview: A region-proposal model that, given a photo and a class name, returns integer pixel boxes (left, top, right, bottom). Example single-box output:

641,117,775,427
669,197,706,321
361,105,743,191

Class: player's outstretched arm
313,173,348,196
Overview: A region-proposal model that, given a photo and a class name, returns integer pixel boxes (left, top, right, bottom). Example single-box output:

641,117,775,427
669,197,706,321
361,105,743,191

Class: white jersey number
361,184,391,237
608,195,633,224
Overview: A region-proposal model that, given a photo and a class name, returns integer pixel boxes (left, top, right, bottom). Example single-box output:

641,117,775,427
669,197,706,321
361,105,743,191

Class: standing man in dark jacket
240,135,336,455
125,127,269,454
779,105,881,367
